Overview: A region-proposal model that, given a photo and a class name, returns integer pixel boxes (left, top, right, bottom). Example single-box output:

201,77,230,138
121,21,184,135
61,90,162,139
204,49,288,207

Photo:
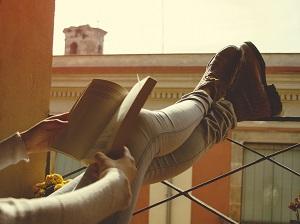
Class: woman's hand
20,113,69,154
77,147,137,189
94,147,137,182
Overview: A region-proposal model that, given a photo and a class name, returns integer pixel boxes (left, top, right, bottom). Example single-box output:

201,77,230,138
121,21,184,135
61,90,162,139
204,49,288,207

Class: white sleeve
0,168,131,224
0,132,29,170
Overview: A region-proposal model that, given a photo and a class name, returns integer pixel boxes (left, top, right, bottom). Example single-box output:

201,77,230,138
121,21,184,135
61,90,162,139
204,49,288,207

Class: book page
52,79,128,160
88,76,157,159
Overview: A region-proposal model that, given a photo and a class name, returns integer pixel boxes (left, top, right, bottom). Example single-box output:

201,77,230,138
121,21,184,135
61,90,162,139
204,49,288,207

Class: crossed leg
144,100,236,184
100,98,236,224
52,91,236,224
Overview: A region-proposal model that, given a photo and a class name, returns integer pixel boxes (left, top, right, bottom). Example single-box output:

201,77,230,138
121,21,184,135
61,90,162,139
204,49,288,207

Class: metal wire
161,180,238,224
60,136,300,223
133,142,300,221
226,138,300,177
63,166,87,179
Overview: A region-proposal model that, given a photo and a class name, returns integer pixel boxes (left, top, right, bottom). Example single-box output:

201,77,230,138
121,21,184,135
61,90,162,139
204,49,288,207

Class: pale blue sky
53,0,300,55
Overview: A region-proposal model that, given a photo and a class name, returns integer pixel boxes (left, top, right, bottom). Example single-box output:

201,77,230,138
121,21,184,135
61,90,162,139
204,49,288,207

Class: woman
0,42,281,224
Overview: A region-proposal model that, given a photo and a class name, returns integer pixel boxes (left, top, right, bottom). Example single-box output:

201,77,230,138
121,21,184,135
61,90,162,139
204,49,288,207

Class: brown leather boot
195,45,242,101
226,42,282,121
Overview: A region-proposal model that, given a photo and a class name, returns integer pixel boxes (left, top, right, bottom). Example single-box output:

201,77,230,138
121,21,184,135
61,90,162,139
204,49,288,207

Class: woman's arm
0,132,28,170
0,147,136,224
0,168,131,224
0,113,68,170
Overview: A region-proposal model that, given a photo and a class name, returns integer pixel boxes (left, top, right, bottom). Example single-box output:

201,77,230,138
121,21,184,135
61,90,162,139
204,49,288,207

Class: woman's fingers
94,152,115,173
122,146,135,164
93,147,137,182
116,147,137,182
47,112,70,122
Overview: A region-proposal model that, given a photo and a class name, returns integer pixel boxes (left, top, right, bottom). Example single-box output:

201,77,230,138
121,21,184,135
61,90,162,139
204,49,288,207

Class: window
241,143,300,224
98,45,103,54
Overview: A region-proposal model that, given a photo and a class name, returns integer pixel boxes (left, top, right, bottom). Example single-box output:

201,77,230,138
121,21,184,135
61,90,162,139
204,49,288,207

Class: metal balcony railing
60,117,300,224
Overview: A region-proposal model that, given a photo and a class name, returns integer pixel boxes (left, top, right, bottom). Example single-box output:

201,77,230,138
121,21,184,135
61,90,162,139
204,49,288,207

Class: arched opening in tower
70,42,78,54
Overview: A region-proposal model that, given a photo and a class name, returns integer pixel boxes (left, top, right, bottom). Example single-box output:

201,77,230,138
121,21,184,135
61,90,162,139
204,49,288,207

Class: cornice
279,89,300,102
50,87,189,100
50,87,83,98
51,72,300,102
50,86,299,103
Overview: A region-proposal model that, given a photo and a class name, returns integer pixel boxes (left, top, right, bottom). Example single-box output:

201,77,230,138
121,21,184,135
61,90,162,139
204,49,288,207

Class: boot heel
266,84,282,116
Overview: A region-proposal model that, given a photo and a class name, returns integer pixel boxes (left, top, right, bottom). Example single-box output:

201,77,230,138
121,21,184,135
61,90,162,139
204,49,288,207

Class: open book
52,76,157,162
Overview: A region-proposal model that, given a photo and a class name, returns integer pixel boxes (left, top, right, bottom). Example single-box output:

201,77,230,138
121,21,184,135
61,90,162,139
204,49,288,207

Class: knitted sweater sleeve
0,168,131,224
0,134,131,224
0,132,29,170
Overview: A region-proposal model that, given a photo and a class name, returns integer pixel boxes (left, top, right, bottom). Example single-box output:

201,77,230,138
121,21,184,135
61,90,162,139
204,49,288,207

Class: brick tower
63,24,107,55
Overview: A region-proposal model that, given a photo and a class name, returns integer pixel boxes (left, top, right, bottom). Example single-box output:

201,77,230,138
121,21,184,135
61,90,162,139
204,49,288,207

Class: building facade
50,53,300,224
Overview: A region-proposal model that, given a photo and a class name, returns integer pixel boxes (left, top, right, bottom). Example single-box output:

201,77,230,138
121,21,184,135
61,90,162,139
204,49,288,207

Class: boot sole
244,41,282,116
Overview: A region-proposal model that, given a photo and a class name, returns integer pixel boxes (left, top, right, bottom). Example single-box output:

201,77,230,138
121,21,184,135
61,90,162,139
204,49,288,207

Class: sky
53,0,300,55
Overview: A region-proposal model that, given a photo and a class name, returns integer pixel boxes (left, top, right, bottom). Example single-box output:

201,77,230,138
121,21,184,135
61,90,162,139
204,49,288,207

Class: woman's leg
52,91,212,197
98,92,213,224
127,90,212,161
99,99,236,224
144,100,236,184
58,45,242,223
52,91,212,195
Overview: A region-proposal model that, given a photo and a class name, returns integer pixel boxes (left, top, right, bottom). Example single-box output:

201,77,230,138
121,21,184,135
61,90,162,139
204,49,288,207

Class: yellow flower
45,175,54,187
34,173,73,197
35,182,46,189
54,183,64,191
45,174,63,187
52,174,64,184
63,179,71,184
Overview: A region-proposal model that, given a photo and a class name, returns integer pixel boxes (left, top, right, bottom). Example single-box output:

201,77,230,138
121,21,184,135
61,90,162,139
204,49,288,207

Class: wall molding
50,86,300,103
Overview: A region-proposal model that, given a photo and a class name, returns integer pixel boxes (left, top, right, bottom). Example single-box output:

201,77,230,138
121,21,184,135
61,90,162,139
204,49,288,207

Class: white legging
54,91,237,224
